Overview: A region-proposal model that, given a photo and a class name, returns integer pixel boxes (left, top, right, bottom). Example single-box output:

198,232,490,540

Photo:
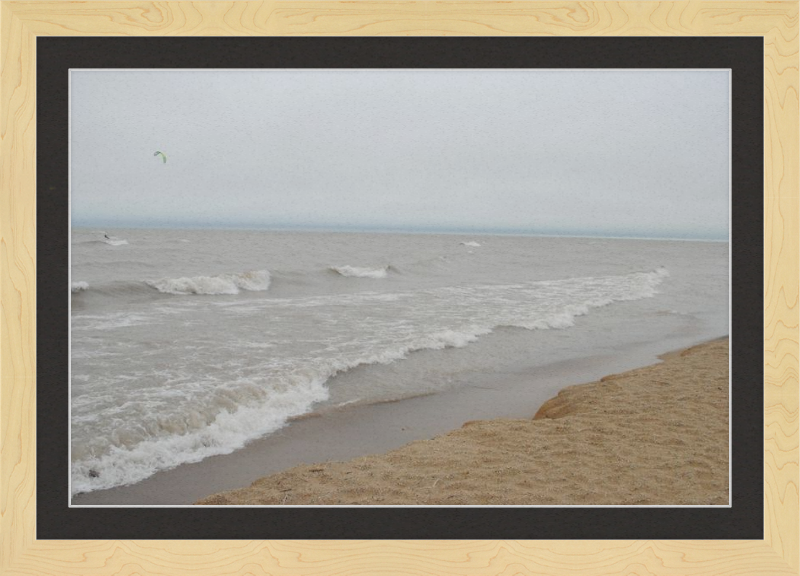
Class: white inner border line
66,68,734,509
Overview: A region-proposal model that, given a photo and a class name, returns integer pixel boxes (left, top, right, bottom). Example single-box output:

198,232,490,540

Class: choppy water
71,228,728,495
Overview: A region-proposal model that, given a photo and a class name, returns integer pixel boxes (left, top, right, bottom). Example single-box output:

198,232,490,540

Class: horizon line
71,221,729,242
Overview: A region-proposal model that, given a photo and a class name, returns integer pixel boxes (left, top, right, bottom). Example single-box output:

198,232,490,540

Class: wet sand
197,338,728,506
72,336,728,506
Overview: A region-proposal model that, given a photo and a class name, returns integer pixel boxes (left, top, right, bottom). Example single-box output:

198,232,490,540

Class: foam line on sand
197,338,729,506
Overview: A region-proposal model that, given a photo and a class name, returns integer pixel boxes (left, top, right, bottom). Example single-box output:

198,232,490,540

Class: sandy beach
197,337,729,506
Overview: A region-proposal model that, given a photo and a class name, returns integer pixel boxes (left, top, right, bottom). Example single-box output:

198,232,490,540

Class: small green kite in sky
153,150,167,163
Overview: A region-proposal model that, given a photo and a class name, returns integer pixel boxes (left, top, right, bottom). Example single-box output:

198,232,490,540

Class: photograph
69,68,731,507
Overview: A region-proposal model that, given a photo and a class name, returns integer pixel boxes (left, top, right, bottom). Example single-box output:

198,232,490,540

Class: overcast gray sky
70,69,729,239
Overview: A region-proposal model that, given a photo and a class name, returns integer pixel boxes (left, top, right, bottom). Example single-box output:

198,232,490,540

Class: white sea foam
71,281,90,293
71,375,329,494
331,265,388,279
76,267,670,475
70,227,727,499
146,270,271,295
72,311,153,331
103,238,128,246
460,241,481,247
70,321,498,495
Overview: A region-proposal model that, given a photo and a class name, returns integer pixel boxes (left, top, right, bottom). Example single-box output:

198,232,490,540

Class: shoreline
72,334,728,506
198,337,729,506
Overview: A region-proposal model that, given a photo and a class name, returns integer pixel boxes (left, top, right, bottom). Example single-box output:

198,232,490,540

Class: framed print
42,36,758,538
2,1,798,575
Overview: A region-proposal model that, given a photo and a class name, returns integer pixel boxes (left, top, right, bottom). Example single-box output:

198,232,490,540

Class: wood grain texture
0,1,797,575
763,2,800,571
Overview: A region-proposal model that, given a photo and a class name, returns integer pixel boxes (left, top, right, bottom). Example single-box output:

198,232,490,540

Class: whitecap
146,270,271,295
331,265,388,279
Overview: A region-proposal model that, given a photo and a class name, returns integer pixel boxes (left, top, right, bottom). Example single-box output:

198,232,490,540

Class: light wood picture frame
1,1,797,574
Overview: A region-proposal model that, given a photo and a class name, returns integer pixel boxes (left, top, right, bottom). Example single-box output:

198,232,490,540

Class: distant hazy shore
198,337,729,506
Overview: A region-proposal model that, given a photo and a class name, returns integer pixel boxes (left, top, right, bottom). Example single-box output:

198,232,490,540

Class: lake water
70,229,729,495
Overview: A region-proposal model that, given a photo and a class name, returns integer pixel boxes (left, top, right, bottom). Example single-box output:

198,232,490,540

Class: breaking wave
331,265,389,279
71,266,672,495
146,270,271,295
71,375,329,494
